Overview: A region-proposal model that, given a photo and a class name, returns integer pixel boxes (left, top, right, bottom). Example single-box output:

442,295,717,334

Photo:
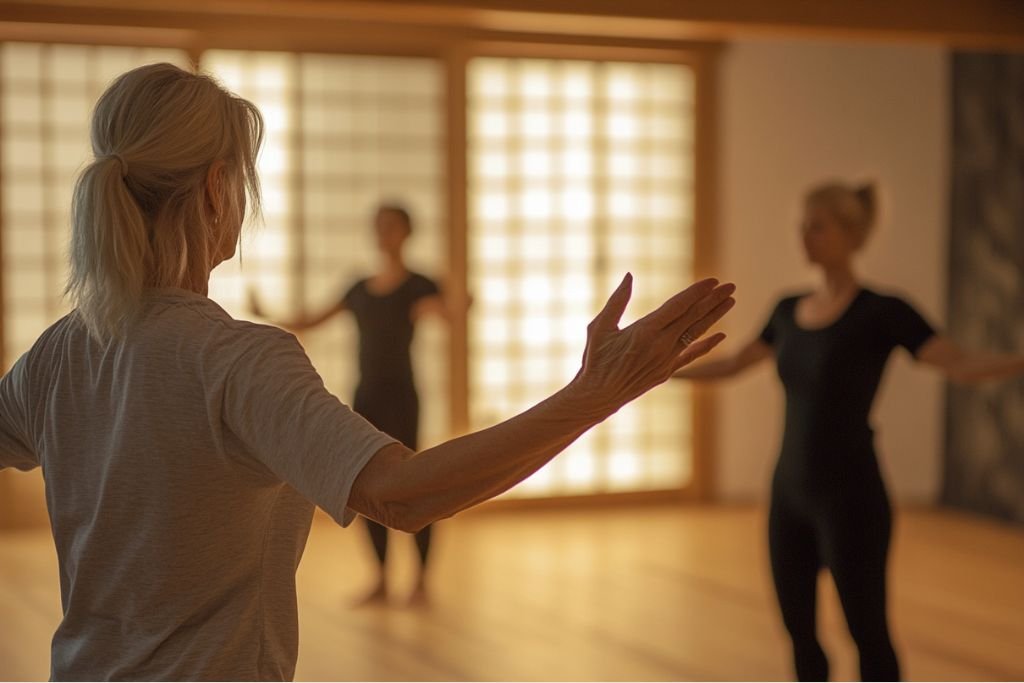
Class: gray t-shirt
0,288,397,681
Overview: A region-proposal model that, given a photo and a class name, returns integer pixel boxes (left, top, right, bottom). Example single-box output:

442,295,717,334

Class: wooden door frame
0,15,722,510
447,39,722,507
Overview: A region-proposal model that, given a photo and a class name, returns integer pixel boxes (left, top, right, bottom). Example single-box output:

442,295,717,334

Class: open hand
573,273,735,416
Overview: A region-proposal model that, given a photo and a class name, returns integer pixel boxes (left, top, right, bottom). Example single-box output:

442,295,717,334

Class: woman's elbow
353,444,432,532
381,500,433,534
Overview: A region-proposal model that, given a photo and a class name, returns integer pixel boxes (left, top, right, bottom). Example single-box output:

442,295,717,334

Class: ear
205,160,227,219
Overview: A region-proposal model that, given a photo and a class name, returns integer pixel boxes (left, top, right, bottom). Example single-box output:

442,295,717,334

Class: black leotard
342,272,439,449
343,272,439,566
759,287,935,681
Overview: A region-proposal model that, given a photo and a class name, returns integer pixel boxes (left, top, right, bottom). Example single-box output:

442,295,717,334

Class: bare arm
348,274,736,532
672,337,773,381
916,335,1024,384
412,294,451,323
248,289,347,332
412,287,472,324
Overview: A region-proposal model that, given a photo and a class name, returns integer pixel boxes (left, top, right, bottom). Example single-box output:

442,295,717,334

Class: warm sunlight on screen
467,57,697,497
202,51,449,447
0,43,190,364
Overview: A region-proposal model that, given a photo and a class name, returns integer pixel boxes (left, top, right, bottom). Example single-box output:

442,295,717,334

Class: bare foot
351,581,388,607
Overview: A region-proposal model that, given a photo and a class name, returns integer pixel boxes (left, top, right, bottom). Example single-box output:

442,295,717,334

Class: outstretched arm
248,288,347,332
916,335,1024,384
412,294,448,323
672,337,772,381
348,274,736,532
412,284,472,324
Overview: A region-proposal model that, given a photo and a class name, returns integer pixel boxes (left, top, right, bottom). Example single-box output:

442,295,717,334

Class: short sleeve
0,352,39,472
222,329,398,527
759,299,785,347
410,274,441,303
341,279,362,308
886,296,937,357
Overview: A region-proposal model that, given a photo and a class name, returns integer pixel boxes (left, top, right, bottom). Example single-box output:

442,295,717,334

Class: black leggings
768,469,899,681
365,519,432,569
354,382,432,572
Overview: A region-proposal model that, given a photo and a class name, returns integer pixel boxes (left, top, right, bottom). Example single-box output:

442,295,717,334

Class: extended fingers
635,278,720,330
668,286,736,343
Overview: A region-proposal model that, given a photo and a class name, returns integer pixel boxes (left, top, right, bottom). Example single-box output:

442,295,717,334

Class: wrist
560,374,618,424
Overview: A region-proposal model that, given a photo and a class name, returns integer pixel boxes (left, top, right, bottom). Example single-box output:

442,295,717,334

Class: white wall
713,39,950,503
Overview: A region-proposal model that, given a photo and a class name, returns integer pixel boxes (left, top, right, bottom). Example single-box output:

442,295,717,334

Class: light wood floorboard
0,505,1021,681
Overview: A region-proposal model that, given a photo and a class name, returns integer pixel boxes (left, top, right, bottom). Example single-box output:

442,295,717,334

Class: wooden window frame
0,15,721,507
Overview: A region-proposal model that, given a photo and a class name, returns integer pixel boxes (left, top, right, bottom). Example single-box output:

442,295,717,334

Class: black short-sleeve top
758,287,936,460
342,273,440,384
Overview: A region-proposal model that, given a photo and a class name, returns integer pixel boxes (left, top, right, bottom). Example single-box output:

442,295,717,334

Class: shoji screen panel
203,51,449,446
0,43,189,366
467,57,696,498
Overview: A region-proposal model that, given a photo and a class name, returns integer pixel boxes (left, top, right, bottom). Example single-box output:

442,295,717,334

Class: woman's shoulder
407,271,440,293
772,291,811,312
343,276,369,299
848,286,937,330
11,312,81,373
408,271,437,284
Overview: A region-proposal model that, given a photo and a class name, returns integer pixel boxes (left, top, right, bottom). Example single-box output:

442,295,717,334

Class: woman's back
2,289,394,680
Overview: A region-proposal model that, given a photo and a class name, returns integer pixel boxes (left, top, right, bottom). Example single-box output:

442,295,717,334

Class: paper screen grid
0,42,190,364
203,51,449,447
468,57,697,496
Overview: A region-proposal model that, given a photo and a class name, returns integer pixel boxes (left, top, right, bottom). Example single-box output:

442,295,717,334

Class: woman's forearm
361,382,610,531
949,353,1024,384
918,336,1024,384
673,338,771,381
249,290,342,332
350,275,736,532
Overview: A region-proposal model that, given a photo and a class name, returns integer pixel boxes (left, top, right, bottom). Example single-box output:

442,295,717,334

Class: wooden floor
1,504,1022,681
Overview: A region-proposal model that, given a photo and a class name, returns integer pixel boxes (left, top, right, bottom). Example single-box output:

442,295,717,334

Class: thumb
591,272,633,333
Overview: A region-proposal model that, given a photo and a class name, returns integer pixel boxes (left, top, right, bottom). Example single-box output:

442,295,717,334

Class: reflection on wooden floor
1,504,1022,681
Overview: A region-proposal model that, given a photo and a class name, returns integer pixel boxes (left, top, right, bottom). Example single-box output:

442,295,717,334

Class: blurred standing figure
674,181,1024,681
252,203,453,604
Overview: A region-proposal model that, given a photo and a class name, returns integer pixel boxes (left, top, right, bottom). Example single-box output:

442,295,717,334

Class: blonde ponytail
68,154,151,341
66,62,263,342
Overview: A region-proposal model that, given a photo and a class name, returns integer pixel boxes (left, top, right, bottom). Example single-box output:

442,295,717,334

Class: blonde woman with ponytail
674,181,1024,681
0,63,735,680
